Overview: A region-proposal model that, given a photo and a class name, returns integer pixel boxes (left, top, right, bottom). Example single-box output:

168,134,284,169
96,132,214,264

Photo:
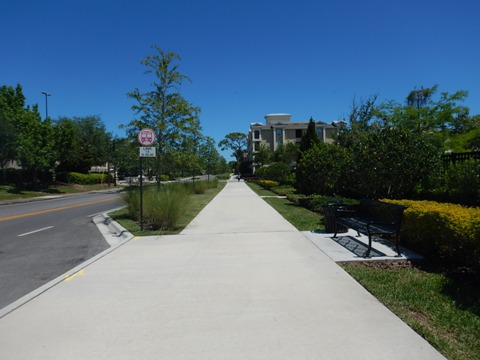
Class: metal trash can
323,200,348,234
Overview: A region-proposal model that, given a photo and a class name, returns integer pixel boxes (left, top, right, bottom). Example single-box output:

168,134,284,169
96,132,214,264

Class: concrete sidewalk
0,179,445,359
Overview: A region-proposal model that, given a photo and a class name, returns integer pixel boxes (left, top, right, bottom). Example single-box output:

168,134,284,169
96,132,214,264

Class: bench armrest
333,205,358,218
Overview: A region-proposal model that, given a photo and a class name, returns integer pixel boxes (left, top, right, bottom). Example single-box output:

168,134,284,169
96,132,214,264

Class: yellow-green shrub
384,199,480,271
258,180,280,189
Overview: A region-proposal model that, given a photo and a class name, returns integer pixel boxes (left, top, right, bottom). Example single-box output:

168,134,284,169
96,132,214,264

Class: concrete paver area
0,179,445,359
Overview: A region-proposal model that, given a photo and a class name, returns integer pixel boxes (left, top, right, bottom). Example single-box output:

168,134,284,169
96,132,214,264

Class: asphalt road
0,191,125,310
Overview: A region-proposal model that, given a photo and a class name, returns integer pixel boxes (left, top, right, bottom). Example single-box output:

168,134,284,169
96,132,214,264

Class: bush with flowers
257,180,280,189
383,199,480,271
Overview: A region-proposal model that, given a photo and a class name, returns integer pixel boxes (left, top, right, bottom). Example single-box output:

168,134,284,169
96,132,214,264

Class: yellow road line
0,198,115,222
65,269,85,282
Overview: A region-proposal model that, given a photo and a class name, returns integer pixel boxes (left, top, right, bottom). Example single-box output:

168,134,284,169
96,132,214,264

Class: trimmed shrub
384,199,480,272
0,168,53,184
255,162,293,184
58,172,111,184
298,195,358,212
270,185,296,196
296,143,351,196
258,180,279,189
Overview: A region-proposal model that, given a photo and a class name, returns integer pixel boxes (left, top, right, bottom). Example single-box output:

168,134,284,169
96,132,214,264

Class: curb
0,212,133,319
93,211,134,247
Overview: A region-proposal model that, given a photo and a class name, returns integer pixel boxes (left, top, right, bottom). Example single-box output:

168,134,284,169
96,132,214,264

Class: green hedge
257,180,279,189
58,172,111,184
384,199,480,272
298,195,359,212
255,162,294,184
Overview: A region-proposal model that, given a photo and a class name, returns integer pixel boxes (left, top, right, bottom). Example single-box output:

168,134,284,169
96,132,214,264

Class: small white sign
139,146,156,157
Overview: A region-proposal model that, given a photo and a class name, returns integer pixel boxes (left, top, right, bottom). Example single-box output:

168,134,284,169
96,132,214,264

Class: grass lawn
342,262,480,360
246,182,322,231
0,183,120,202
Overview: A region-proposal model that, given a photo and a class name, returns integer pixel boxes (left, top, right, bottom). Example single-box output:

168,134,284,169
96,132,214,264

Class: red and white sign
137,128,156,146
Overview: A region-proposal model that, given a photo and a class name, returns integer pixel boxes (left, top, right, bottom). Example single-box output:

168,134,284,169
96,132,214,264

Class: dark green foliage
57,172,111,184
0,85,23,167
297,194,357,212
296,143,351,196
54,116,111,173
272,142,299,165
0,168,53,184
125,46,203,181
347,127,441,198
218,132,248,173
255,162,293,184
424,159,480,205
0,85,57,187
299,117,320,153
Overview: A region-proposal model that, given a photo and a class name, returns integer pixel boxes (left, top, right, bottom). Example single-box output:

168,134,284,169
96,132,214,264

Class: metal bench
332,199,407,257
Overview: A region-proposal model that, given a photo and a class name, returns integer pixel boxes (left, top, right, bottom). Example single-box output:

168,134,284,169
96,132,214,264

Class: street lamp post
41,91,51,119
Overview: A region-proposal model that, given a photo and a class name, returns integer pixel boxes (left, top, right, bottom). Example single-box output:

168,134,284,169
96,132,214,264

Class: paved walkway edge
0,212,133,319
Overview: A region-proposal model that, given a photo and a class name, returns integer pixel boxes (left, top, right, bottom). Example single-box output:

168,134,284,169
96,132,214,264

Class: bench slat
332,199,407,257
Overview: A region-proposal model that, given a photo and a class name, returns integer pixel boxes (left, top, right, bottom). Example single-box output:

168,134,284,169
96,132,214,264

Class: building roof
250,120,334,130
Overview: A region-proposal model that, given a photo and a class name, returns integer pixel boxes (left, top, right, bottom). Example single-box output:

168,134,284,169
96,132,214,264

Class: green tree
198,136,222,176
272,142,299,166
406,86,435,109
378,85,469,134
218,132,248,172
336,95,379,148
299,117,320,153
252,143,272,169
112,138,139,179
0,84,24,168
296,143,351,195
0,84,57,186
444,114,480,152
54,116,111,173
54,118,81,172
15,106,57,186
124,45,202,181
350,127,441,198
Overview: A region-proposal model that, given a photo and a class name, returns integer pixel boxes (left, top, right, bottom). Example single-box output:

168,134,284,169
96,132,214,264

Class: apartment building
248,113,339,154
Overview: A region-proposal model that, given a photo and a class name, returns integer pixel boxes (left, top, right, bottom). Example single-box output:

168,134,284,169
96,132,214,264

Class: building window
254,130,260,139
276,129,282,138
316,127,324,139
295,129,302,138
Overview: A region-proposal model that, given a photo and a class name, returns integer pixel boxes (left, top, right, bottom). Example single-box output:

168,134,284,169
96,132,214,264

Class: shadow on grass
407,258,480,317
443,272,480,317
6,184,62,195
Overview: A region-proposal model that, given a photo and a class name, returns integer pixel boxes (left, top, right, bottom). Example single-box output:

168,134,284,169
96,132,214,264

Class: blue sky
1,0,479,160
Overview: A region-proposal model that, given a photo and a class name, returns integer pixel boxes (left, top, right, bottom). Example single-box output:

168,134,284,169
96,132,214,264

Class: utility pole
41,91,51,119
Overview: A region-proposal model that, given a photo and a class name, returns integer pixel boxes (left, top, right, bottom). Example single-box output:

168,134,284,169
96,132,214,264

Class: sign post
137,128,156,231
